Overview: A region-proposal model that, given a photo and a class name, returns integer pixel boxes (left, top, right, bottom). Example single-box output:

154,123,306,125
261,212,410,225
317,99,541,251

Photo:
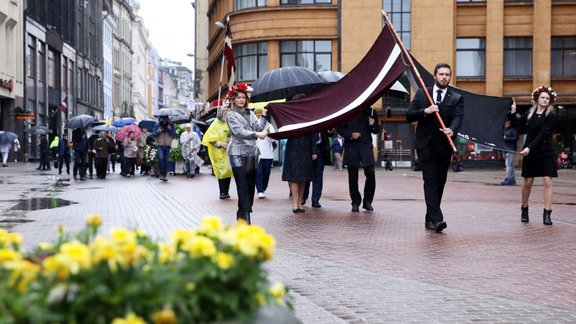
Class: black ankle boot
521,206,529,223
243,212,251,225
543,209,553,225
236,209,242,221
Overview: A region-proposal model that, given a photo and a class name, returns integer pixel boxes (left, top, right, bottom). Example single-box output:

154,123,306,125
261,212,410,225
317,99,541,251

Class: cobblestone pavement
1,163,575,323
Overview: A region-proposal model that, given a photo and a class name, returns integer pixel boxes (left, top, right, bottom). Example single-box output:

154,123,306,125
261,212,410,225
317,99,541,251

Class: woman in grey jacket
225,84,267,224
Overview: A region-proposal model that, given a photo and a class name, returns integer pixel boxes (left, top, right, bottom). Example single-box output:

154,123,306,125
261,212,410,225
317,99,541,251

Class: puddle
8,198,77,211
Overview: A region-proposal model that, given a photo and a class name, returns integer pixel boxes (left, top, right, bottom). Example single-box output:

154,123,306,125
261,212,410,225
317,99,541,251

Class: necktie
436,89,443,104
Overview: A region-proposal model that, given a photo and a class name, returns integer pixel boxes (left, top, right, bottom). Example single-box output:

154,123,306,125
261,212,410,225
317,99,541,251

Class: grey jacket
226,107,267,157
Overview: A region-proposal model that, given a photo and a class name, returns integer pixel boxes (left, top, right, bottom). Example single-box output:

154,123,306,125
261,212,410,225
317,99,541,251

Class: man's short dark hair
434,63,452,75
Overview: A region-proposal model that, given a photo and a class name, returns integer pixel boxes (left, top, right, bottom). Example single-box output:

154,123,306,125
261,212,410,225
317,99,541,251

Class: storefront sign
0,79,14,92
16,112,35,120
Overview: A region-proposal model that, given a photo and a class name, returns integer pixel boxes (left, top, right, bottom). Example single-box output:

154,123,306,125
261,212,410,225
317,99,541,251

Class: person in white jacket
255,107,276,198
180,123,201,178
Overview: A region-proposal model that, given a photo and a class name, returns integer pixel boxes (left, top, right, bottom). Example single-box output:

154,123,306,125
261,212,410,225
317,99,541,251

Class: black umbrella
251,66,329,103
154,108,190,124
27,126,52,135
67,114,98,129
138,119,158,130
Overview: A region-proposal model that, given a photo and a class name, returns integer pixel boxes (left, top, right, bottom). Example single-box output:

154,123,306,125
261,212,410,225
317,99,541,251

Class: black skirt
521,154,558,178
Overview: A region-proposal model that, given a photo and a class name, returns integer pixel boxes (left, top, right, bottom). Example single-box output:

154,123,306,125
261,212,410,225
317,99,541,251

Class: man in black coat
406,63,464,233
337,107,380,212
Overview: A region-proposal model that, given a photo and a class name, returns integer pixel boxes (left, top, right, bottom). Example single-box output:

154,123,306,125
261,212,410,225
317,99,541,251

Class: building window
38,43,46,82
48,50,56,87
457,0,485,2
280,0,331,5
235,43,268,81
504,0,532,3
27,36,36,79
280,40,332,72
551,37,576,77
235,0,266,10
383,0,411,50
504,37,532,77
456,38,485,77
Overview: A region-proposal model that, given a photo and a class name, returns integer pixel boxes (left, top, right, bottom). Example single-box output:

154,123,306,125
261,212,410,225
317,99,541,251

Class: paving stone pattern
1,163,575,323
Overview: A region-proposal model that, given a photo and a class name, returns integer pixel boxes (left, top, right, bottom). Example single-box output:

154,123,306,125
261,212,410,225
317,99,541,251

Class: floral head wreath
225,83,253,104
531,85,557,103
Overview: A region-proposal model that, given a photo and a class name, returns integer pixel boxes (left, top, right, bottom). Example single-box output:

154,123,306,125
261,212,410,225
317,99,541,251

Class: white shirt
432,85,447,104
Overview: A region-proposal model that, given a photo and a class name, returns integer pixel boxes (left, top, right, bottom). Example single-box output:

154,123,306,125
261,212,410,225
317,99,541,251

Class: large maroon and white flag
223,18,236,88
266,27,406,139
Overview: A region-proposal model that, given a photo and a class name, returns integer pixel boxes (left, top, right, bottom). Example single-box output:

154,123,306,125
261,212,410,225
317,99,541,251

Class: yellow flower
255,292,266,306
157,242,176,264
200,215,223,235
110,228,137,245
0,248,21,264
269,282,286,304
39,242,55,250
55,225,66,234
111,312,147,324
60,241,92,270
5,259,41,293
86,214,103,227
170,229,197,249
152,309,177,324
0,229,7,247
90,237,121,272
182,236,216,257
185,282,196,291
43,241,91,279
6,233,23,249
214,252,233,270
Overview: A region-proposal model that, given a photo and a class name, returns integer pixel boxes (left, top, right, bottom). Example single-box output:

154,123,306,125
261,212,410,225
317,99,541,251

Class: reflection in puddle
8,198,77,211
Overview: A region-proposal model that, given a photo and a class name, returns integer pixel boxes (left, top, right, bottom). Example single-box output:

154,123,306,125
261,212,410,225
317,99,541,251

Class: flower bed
0,215,290,323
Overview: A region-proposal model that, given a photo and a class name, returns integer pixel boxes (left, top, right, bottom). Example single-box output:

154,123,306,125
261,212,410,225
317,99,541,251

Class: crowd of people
0,69,569,231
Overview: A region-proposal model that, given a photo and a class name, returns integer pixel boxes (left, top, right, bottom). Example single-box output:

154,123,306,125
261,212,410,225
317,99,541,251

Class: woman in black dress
511,85,558,225
282,136,315,213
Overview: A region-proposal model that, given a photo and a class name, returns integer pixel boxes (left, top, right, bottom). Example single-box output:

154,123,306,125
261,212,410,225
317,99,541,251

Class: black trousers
347,165,375,206
303,151,325,204
218,177,231,195
94,157,108,178
73,151,87,178
125,157,136,176
87,153,94,176
417,147,452,224
58,155,70,174
231,156,257,213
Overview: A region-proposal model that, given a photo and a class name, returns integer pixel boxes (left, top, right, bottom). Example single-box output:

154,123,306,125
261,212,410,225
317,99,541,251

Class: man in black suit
337,106,380,212
406,63,463,232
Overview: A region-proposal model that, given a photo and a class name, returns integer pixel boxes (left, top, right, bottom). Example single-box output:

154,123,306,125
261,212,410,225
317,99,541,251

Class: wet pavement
1,162,576,322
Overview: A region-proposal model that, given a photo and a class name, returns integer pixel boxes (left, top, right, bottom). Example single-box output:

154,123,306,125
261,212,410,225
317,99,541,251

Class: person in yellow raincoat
201,109,232,199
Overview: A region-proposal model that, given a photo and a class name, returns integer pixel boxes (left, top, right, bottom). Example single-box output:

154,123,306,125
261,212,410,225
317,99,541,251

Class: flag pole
215,17,228,115
382,10,457,153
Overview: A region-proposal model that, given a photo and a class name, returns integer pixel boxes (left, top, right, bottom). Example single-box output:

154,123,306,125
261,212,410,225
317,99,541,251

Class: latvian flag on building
223,17,236,88
59,97,68,114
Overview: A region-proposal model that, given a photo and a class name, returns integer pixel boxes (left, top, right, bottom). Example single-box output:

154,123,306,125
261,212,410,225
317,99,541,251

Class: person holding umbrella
152,116,176,181
225,83,268,224
72,130,88,180
0,136,14,167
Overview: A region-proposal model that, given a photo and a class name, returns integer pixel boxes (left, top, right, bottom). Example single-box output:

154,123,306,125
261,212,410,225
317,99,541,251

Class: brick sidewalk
2,163,576,322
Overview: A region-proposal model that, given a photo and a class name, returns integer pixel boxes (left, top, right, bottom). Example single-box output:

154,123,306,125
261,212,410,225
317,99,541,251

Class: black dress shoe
434,221,447,233
425,221,435,230
351,204,360,212
297,208,305,213
362,203,373,211
312,202,321,208
301,199,307,206
293,209,299,213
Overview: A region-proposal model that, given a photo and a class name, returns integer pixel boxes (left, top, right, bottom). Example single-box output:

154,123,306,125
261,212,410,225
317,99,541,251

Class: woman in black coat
511,86,558,225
